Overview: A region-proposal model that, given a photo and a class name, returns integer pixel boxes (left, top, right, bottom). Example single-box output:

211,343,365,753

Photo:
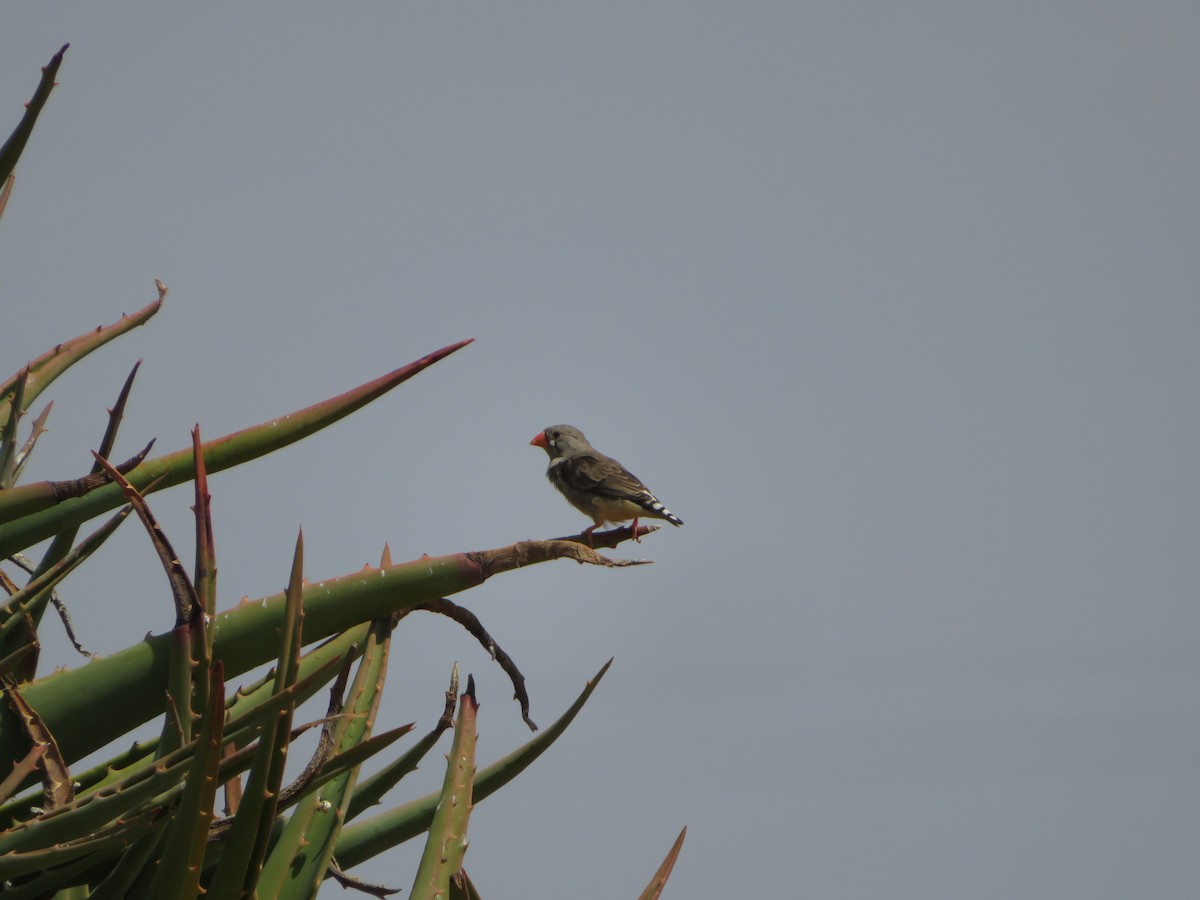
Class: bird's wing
564,453,653,502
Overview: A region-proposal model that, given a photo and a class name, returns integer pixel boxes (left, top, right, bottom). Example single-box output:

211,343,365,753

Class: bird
530,424,683,543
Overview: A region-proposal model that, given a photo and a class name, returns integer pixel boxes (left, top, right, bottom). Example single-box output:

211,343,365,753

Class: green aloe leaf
334,658,612,869
0,45,67,189
0,805,162,885
1,848,121,899
260,614,393,898
201,720,413,891
0,668,314,862
286,723,414,806
204,532,306,900
0,752,176,862
2,536,634,780
90,446,204,755
147,663,226,899
190,425,217,668
8,401,51,487
0,290,164,432
0,337,471,555
0,620,370,829
411,673,478,900
25,361,141,617
85,829,164,900
0,369,28,488
346,686,454,822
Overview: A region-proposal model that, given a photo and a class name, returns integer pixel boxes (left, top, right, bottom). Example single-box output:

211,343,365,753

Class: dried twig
45,440,155,504
415,598,537,731
326,858,401,896
6,552,91,656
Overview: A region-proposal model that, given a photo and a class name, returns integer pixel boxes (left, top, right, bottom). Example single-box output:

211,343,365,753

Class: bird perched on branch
530,424,683,543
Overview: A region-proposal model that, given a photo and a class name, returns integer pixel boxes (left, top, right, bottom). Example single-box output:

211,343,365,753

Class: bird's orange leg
630,517,641,542
583,523,599,547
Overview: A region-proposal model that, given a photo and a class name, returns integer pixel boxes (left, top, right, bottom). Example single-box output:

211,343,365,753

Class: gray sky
2,4,1197,897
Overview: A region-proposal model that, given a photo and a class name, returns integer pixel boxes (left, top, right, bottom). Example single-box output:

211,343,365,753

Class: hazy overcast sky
2,4,1198,897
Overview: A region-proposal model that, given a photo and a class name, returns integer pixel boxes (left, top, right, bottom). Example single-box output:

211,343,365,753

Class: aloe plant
0,46,686,897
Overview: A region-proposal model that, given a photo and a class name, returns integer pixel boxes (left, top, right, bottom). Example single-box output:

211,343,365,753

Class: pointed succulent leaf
190,426,217,659
3,537,630,778
259,615,392,898
0,805,162,885
284,723,414,808
84,828,164,900
0,173,12,223
0,620,370,829
0,846,118,898
9,401,52,485
0,670,310,857
0,45,68,188
91,450,199,628
26,361,142,599
0,338,471,558
334,659,612,869
147,663,225,899
0,746,181,859
0,368,29,488
0,291,163,431
637,826,688,900
411,676,478,900
346,715,448,822
204,532,306,899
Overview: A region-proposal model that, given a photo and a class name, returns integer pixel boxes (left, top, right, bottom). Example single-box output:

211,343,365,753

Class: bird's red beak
529,431,548,448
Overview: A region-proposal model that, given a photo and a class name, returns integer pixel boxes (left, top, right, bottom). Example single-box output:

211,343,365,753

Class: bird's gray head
530,424,590,459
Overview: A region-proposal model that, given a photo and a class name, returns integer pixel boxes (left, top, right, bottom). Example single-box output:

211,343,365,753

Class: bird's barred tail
640,496,683,527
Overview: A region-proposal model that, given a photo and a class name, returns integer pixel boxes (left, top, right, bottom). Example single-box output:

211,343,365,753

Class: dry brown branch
415,598,538,731
470,535,652,580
